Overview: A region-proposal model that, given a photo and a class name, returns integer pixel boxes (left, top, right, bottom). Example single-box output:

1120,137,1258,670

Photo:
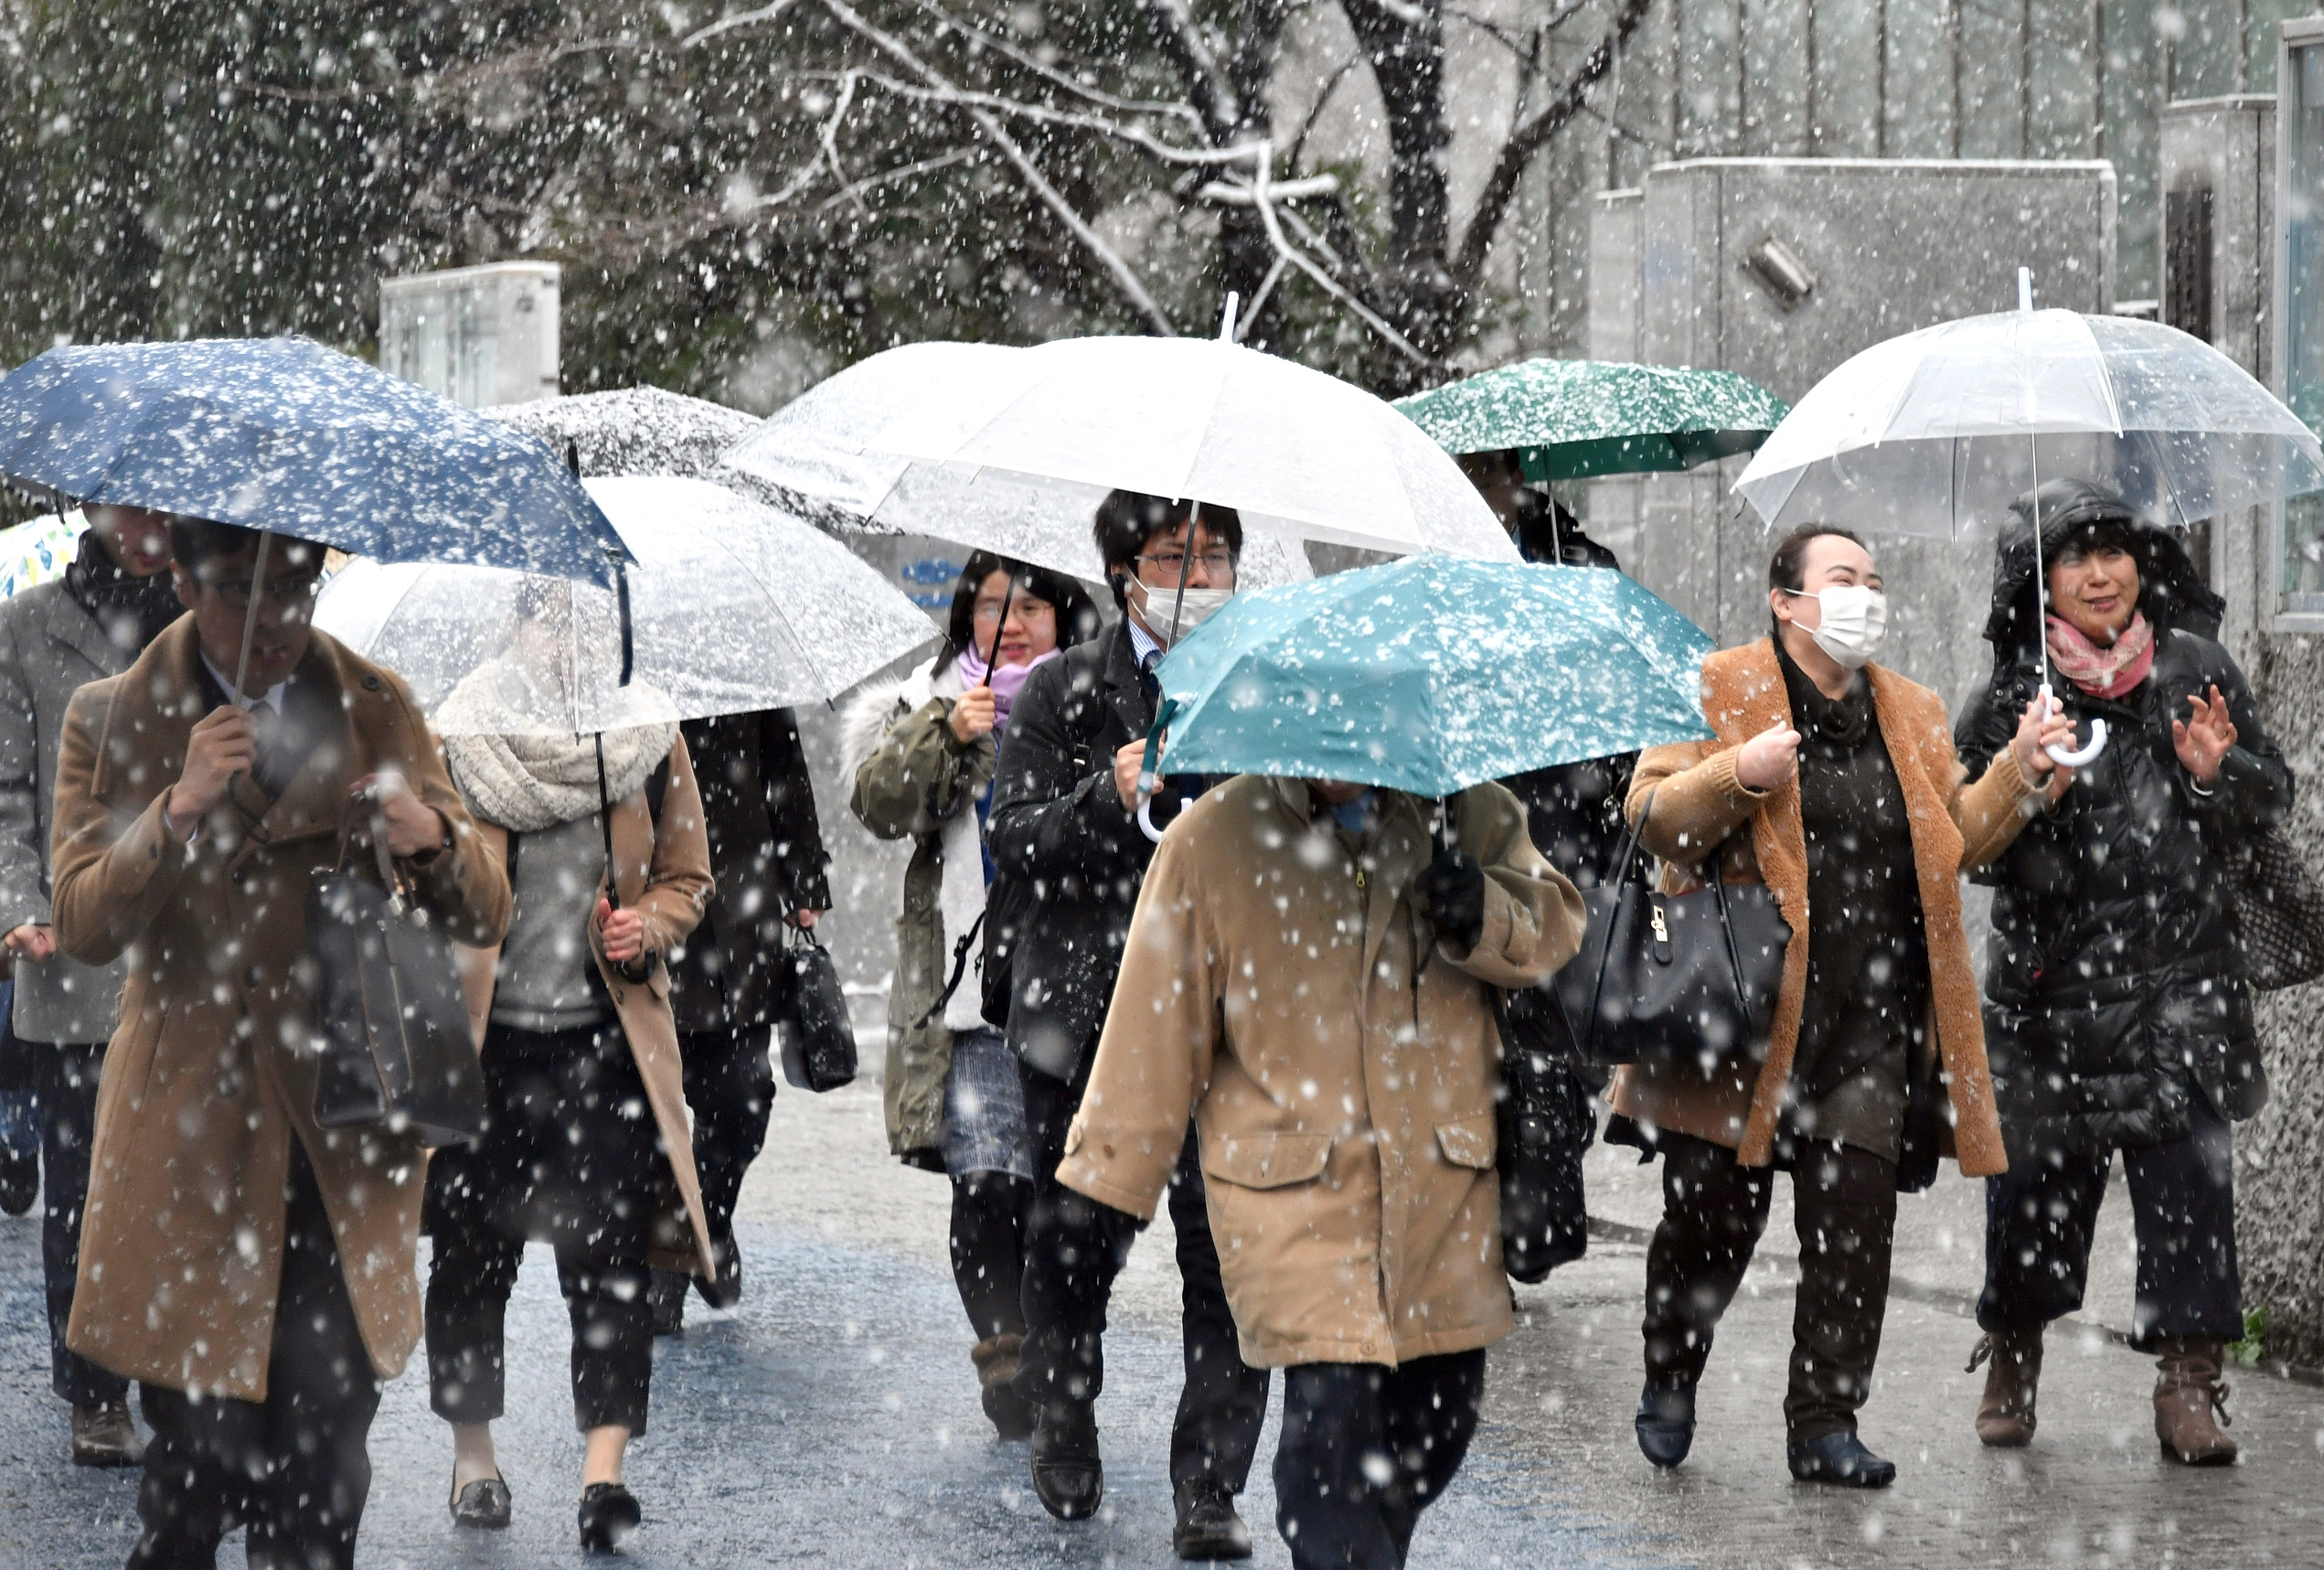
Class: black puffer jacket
1957,481,2291,1158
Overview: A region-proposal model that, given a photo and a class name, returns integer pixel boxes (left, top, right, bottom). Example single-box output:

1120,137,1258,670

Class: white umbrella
1736,270,2324,766
487,386,762,481
316,474,937,736
718,334,1517,582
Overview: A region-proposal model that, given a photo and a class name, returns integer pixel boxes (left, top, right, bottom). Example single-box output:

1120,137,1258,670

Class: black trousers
1274,1351,1487,1570
38,1040,128,1407
951,1170,1031,1340
1014,1057,1273,1490
424,1022,661,1434
1978,1094,2242,1347
130,1143,380,1570
677,1022,775,1247
1641,1132,1897,1443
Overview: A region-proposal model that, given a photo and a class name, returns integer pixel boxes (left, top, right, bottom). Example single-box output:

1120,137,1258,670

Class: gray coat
0,581,152,1043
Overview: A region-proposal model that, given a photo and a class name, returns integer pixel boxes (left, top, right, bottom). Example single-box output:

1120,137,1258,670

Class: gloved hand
1418,849,1486,952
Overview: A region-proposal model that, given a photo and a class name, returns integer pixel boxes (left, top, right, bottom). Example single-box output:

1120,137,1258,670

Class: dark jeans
1014,1057,1273,1490
1642,1131,1898,1444
1979,1095,2242,1347
130,1143,380,1570
424,1022,660,1434
678,1022,775,1245
1274,1351,1487,1570
38,1040,128,1407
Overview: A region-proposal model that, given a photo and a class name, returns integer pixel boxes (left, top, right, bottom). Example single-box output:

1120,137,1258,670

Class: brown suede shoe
71,1400,144,1469
2153,1338,2238,1466
971,1332,1035,1441
1968,1327,2043,1447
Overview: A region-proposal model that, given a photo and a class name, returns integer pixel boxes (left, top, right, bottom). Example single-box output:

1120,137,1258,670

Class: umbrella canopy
722,336,1511,579
315,475,937,736
1734,304,2324,538
486,386,761,481
1394,359,1789,481
0,338,629,589
1145,556,1713,799
0,507,86,599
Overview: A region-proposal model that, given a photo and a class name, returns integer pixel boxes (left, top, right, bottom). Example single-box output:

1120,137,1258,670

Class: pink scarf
954,643,1061,733
2045,612,2154,700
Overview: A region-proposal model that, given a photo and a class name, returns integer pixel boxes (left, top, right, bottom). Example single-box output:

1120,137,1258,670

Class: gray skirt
943,1024,1034,1180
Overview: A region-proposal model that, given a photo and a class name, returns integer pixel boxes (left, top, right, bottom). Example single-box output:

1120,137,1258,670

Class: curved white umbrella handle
2040,685,2108,768
1138,794,1167,844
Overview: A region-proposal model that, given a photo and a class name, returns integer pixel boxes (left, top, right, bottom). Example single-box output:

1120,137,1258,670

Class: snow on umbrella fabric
485,385,762,481
717,340,1314,590
1394,358,1789,481
316,474,937,737
0,507,86,599
0,337,630,590
1143,556,1713,800
1733,305,2324,539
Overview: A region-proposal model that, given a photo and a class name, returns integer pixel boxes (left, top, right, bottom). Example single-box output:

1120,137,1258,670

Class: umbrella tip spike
1220,292,1241,344
2018,267,2034,315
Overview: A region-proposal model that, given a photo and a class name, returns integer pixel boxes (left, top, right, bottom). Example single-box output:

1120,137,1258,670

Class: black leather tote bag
309,800,487,1147
2229,824,2324,992
776,926,858,1092
1552,789,1791,1073
1494,985,1594,1283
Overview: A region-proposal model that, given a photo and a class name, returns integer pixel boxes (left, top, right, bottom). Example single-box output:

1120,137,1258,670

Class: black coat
1958,498,2290,1156
988,620,1195,1081
667,708,832,1034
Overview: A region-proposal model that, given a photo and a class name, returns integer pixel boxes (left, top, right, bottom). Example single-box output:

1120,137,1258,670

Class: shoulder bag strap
1574,787,1658,1061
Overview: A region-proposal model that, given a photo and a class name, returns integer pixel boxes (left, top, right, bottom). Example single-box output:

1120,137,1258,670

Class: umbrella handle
2040,685,2109,768
1134,710,1171,843
1138,796,1167,844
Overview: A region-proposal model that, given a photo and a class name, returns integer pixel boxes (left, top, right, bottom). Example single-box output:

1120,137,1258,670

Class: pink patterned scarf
2045,612,2154,700
954,642,1061,733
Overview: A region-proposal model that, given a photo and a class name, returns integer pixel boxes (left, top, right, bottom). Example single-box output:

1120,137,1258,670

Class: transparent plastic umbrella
486,386,762,481
315,475,937,737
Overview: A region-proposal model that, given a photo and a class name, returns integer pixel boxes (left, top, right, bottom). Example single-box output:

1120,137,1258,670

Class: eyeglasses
1134,550,1237,580
208,574,322,613
971,593,1055,625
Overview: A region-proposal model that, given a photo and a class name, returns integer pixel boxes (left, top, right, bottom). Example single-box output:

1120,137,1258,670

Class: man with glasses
0,502,181,1468
989,492,1268,1560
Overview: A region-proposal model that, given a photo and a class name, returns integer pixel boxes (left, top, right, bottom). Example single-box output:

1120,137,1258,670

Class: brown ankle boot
971,1333,1035,1441
1968,1326,2043,1447
2153,1338,2238,1466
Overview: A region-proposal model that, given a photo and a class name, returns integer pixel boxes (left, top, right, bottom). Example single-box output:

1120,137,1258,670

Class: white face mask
1785,583,1888,669
1136,584,1234,646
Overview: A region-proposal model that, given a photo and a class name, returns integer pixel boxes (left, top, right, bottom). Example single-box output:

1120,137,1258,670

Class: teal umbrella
1394,358,1788,482
1138,556,1713,805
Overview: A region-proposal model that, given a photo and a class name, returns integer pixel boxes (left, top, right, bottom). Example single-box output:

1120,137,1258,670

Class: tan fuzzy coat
1058,776,1585,1370
51,623,511,1400
453,737,719,1277
1609,639,2033,1174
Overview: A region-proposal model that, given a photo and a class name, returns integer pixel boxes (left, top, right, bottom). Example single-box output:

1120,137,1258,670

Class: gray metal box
378,262,560,409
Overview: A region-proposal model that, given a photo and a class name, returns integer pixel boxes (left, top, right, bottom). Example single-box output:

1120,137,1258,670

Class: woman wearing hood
421,598,715,1552
844,553,1098,1443
1956,479,2291,1467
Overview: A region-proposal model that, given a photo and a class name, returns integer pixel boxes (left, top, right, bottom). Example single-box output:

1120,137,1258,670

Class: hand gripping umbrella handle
1135,709,1171,845
2040,684,2108,768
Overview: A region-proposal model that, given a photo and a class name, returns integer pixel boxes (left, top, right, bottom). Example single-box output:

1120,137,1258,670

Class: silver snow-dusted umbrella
316,474,937,737
487,386,763,481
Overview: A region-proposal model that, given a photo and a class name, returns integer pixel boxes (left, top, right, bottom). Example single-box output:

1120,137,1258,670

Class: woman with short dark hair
1956,480,2290,1466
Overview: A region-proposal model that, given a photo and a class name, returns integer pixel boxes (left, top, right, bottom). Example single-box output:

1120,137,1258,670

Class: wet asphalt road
5,1074,2324,1566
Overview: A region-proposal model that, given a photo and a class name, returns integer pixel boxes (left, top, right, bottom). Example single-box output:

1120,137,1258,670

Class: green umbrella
1137,556,1712,808
1394,358,1789,482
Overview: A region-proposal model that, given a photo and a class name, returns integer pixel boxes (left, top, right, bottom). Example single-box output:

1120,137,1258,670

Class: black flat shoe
578,1481,642,1554
694,1234,743,1310
449,1475,512,1531
0,1146,36,1216
1635,1383,1697,1469
1029,1402,1103,1521
1787,1430,1896,1489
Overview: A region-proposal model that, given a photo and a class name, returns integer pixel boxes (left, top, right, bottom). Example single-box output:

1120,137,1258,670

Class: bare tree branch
1284,54,1360,171
1140,0,1242,142
900,0,1208,127
682,2,806,49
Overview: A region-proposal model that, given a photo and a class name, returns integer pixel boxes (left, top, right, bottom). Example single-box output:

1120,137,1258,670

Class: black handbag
1552,789,1791,1072
1494,985,1594,1283
2228,823,2324,991
308,799,487,1148
775,925,858,1092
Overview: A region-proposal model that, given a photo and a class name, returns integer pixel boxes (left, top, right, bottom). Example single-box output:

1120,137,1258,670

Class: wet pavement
3,1077,2322,1566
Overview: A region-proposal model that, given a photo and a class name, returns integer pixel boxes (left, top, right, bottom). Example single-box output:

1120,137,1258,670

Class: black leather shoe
577,1481,642,1554
0,1146,35,1217
1787,1430,1897,1489
449,1475,512,1531
694,1234,743,1309
648,1270,686,1338
1029,1402,1103,1521
1635,1383,1696,1469
1172,1476,1253,1560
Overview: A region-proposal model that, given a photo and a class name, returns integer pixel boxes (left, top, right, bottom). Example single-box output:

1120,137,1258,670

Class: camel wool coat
1058,776,1585,1370
50,622,510,1400
453,737,720,1278
1609,638,2034,1174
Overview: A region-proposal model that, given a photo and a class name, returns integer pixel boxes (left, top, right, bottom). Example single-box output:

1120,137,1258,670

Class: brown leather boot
1967,1326,2043,1447
971,1332,1035,1441
2153,1337,2238,1466
70,1400,144,1468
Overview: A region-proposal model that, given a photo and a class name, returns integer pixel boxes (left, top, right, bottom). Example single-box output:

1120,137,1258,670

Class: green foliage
2227,1305,2270,1369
